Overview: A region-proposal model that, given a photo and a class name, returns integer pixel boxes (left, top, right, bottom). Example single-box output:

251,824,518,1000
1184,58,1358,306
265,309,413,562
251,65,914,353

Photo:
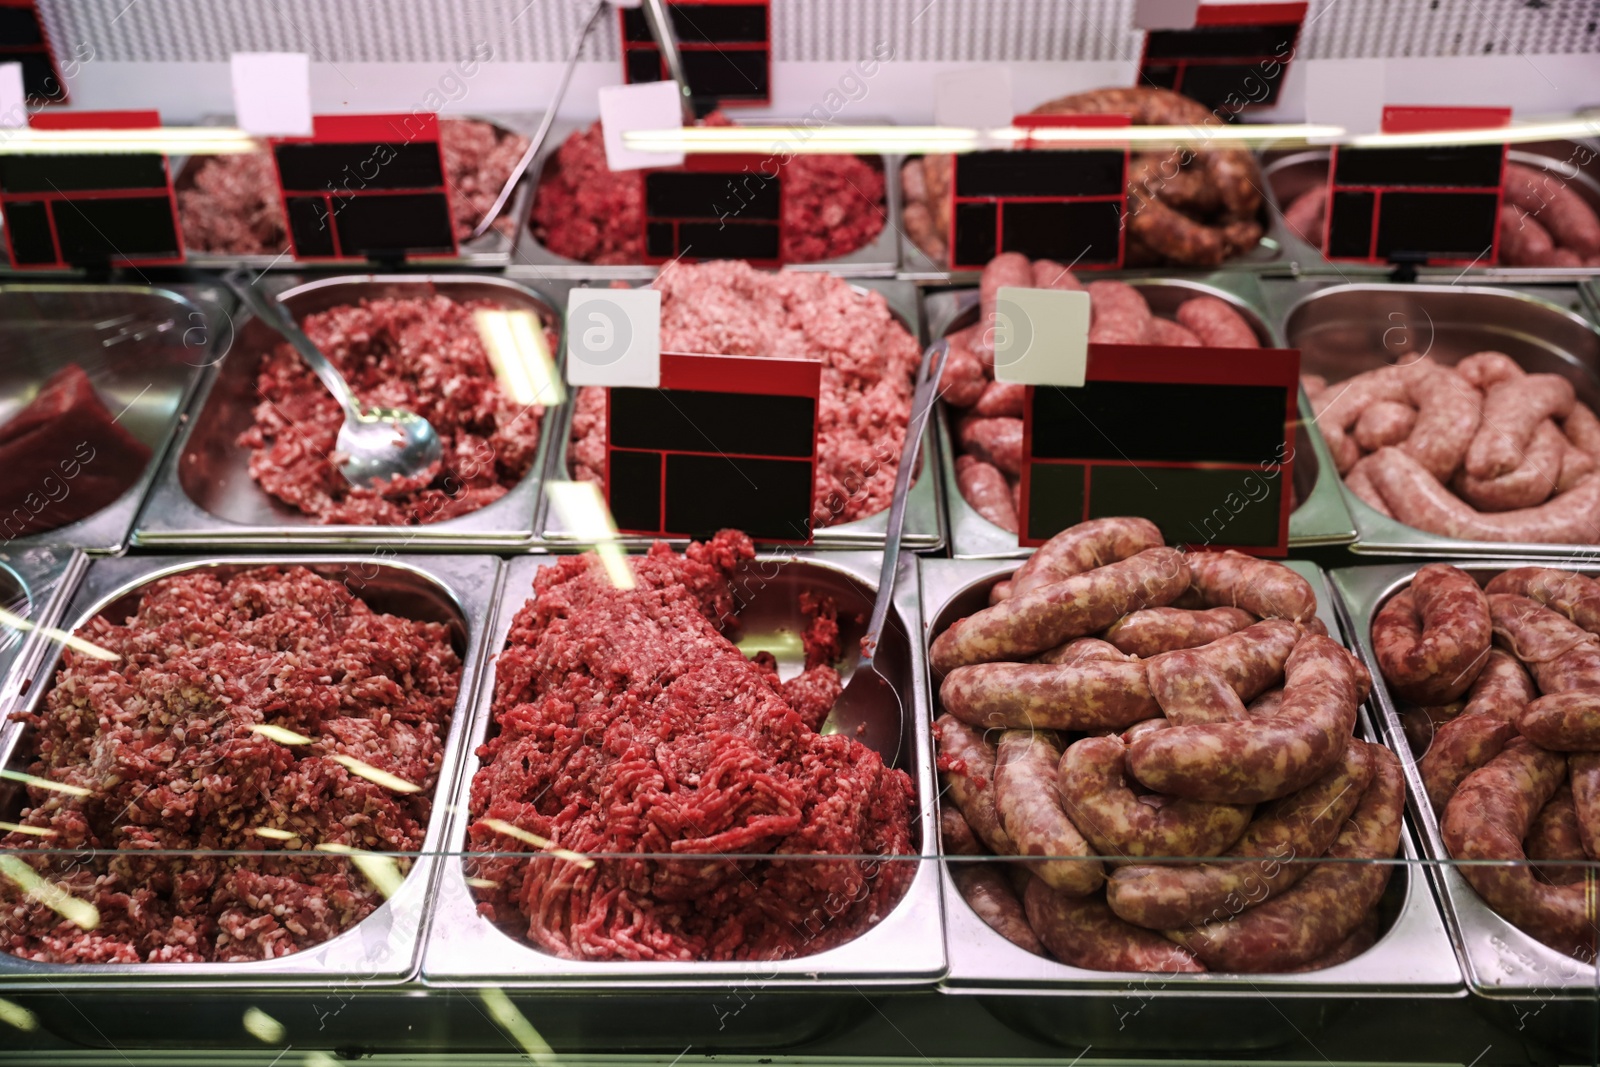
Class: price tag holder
0,1,65,104
0,110,183,269
1018,343,1299,554
949,114,1129,271
565,287,663,389
1138,1,1306,118
620,0,771,110
605,352,820,543
269,113,457,262
641,152,782,265
1324,105,1510,266
993,286,1091,388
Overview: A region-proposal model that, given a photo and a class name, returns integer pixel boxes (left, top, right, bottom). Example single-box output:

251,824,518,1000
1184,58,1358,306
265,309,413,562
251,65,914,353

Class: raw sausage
1485,566,1600,636
973,380,1026,419
1087,280,1154,345
941,803,983,855
1011,517,1166,597
980,252,1034,331
1183,550,1318,624
1568,752,1600,861
1034,636,1132,666
1456,351,1525,390
1343,455,1392,517
933,714,1014,855
938,327,989,407
1465,374,1576,479
1518,689,1600,750
1282,187,1326,246
1418,712,1519,815
1102,605,1255,657
1365,446,1600,544
1504,161,1600,257
1488,593,1600,693
1397,360,1481,482
1453,419,1566,511
1526,785,1588,885
1498,204,1558,266
1145,620,1301,726
1175,296,1259,349
951,863,1045,954
1353,400,1417,452
1565,404,1600,460
995,730,1105,895
955,455,1019,533
1023,876,1206,973
1146,317,1202,347
959,417,1024,477
1031,259,1084,290
1370,564,1492,705
940,659,1157,730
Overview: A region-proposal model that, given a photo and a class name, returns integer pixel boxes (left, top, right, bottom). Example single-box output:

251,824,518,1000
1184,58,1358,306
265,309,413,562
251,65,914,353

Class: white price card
1133,0,1201,30
993,287,1091,388
1304,58,1385,141
599,81,685,172
933,67,1013,130
0,63,24,129
565,287,662,389
230,53,312,137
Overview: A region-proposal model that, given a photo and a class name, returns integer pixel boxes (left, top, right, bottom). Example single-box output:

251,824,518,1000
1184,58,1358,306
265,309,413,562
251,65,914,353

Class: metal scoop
823,338,953,765
222,272,442,488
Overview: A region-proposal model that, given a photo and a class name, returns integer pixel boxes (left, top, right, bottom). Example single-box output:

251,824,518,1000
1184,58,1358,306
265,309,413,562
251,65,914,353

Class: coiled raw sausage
1011,517,1165,598
1023,877,1206,973
1466,374,1576,479
934,714,1014,855
1370,564,1492,705
940,659,1158,731
995,730,1105,895
1489,593,1600,693
1486,567,1600,636
1183,550,1317,624
952,863,1044,954
1365,446,1600,544
1102,606,1255,657
1145,619,1301,726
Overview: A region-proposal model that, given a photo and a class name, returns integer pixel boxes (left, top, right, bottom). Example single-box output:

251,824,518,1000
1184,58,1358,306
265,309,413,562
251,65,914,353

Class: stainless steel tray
928,275,1352,557
173,112,540,270
0,545,84,716
920,556,1462,1003
132,274,568,551
1331,560,1600,1000
0,552,502,990
424,549,945,989
1262,141,1600,283
1267,278,1600,558
507,120,900,280
0,282,224,554
537,277,946,551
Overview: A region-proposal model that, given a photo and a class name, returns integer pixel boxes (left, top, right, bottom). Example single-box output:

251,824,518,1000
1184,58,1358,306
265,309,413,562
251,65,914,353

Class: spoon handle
222,271,364,420
862,337,952,663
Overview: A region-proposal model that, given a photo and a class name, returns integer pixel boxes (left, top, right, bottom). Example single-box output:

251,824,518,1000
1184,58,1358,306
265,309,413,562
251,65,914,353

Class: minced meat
238,295,549,526
466,531,915,961
0,565,460,964
531,119,886,265
177,118,531,254
567,262,921,528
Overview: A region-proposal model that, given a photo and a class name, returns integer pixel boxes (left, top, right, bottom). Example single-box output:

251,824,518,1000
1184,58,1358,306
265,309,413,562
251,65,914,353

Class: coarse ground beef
466,531,915,961
0,565,460,964
238,295,549,525
567,261,921,528
177,118,531,255
531,119,886,265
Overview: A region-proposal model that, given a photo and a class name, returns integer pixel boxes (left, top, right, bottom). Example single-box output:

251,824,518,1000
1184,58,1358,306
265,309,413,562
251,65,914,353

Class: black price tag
1324,106,1509,266
1138,2,1305,118
269,113,457,262
0,0,66,104
1018,343,1299,555
0,110,183,269
620,0,771,110
949,115,1128,270
605,352,819,543
641,153,782,264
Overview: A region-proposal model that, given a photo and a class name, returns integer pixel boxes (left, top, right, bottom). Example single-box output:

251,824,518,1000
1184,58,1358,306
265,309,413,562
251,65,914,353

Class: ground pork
567,261,920,528
465,531,915,961
0,565,460,964
238,294,549,526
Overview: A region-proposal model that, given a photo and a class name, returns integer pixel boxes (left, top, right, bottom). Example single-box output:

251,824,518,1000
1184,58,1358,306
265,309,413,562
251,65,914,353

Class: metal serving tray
132,274,567,551
507,120,901,280
920,556,1461,1013
1332,560,1600,1000
928,274,1352,557
0,545,84,716
537,277,946,551
1262,141,1600,283
424,550,945,989
172,113,539,270
0,552,502,990
1267,278,1600,558
0,282,224,554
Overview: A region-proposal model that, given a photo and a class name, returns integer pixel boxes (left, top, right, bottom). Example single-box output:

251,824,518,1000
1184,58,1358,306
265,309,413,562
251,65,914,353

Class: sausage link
1247,686,1285,717
933,714,1014,855
1519,689,1600,750
1011,517,1166,597
1419,712,1520,815
1466,374,1577,480
1499,204,1559,266
995,730,1105,895
955,455,1019,533
972,380,1026,419
1034,636,1133,666
1023,876,1206,973
1486,566,1600,636
1505,161,1600,257
951,862,1045,954
1454,419,1566,511
959,416,1023,477
1569,752,1600,861
938,326,990,408
1087,280,1155,345
1442,738,1595,959
941,802,984,856
980,252,1034,329
1103,606,1256,657
1289,913,1379,972
1127,192,1226,268
1456,351,1526,390
1127,634,1361,804
1366,445,1600,543
1565,403,1600,460
1526,784,1588,885
1057,735,1254,861
1146,619,1301,726
1183,550,1318,623
1146,317,1202,347
1343,454,1393,517
1312,365,1409,437
1463,646,1540,722
1489,593,1600,692
932,547,1190,672
1559,445,1597,491
940,659,1157,730
1371,564,1493,705
1398,361,1482,482
1175,296,1259,349
1030,259,1084,290
1282,187,1326,246
1353,400,1418,452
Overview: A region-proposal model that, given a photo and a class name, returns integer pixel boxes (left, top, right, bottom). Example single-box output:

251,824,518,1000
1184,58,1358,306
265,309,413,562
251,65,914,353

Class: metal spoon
823,338,953,766
222,271,443,488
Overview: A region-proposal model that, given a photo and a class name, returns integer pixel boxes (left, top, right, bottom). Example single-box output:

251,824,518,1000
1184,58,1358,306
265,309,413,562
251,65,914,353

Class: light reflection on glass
545,480,635,591
474,308,565,408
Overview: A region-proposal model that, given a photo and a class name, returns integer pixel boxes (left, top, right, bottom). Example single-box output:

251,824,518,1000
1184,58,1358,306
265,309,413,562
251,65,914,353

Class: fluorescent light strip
0,127,260,156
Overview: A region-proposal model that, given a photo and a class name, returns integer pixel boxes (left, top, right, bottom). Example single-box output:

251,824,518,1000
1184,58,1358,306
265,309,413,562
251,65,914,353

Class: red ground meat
238,295,549,525
466,531,915,961
177,119,531,254
567,261,921,528
0,566,460,964
531,120,886,265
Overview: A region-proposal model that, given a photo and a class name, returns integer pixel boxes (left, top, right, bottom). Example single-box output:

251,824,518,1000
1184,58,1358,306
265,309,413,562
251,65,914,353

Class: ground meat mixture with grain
568,261,921,528
239,295,549,525
0,565,460,964
177,118,531,255
531,119,886,265
466,531,915,961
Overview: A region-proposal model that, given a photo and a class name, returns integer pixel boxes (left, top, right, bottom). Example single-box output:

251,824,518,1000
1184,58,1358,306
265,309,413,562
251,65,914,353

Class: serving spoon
222,271,443,488
822,338,953,766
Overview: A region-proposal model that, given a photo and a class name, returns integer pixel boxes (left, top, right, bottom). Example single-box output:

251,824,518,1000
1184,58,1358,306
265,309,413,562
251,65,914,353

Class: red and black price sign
949,115,1129,271
0,110,184,270
269,113,457,262
605,352,820,542
1323,105,1509,266
620,0,771,111
640,152,782,265
1018,343,1299,554
1139,2,1306,118
0,0,65,104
